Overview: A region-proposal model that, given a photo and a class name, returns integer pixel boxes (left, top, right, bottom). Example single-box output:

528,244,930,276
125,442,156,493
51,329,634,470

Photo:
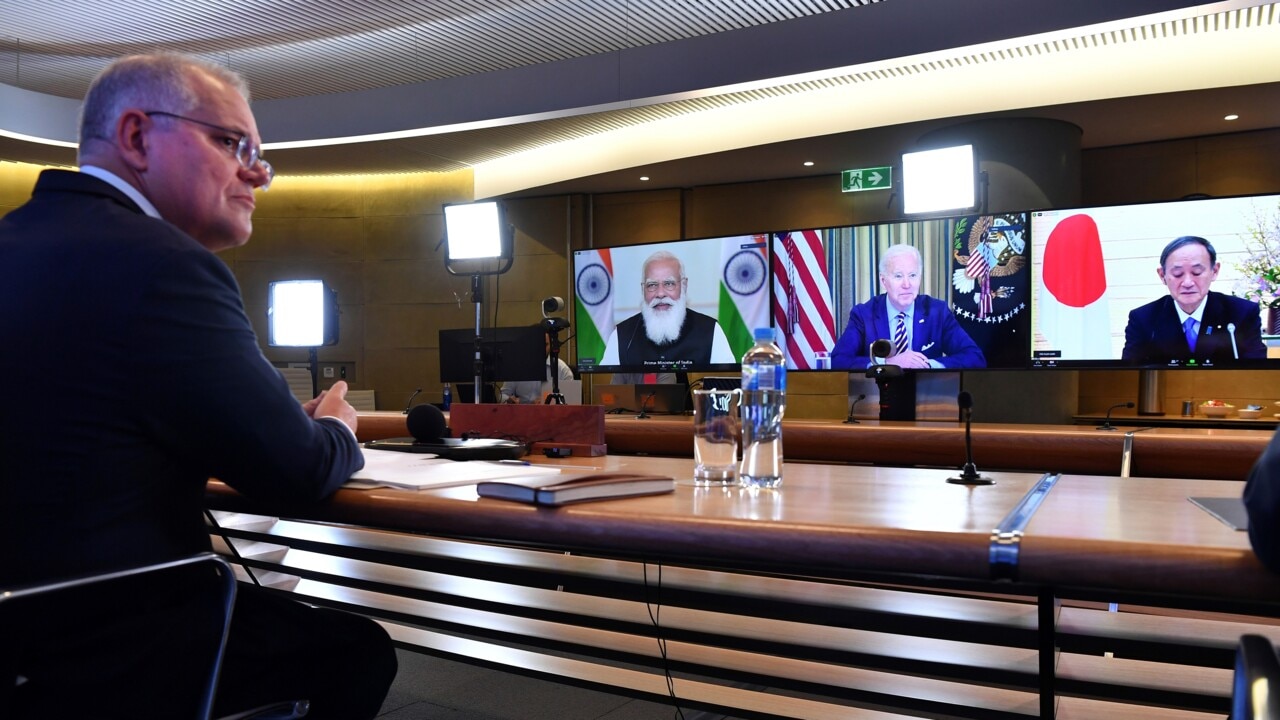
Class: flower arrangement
1234,200,1280,307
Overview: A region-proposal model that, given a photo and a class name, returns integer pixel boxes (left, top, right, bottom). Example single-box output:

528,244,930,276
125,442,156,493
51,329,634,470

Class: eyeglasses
144,111,274,190
643,279,681,293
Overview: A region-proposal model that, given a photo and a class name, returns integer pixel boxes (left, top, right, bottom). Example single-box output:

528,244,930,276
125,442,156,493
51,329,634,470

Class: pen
491,459,530,466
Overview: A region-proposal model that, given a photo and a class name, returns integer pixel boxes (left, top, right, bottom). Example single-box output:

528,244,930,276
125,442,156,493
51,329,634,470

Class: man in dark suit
0,54,394,718
599,250,736,369
1245,429,1280,574
830,244,986,370
1122,235,1266,365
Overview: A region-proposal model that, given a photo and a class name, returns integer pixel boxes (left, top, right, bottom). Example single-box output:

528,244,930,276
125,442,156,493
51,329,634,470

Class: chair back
279,367,314,403
0,553,237,720
1233,634,1280,720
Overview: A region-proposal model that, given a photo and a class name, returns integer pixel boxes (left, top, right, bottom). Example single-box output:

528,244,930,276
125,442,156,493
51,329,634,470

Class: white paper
346,449,561,490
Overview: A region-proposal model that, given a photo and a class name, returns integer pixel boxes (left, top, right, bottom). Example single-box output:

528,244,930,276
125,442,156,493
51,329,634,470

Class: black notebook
477,472,675,506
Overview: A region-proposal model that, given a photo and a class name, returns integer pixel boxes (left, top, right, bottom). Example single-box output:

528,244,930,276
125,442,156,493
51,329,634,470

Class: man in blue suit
0,54,394,718
830,244,986,370
1122,236,1266,365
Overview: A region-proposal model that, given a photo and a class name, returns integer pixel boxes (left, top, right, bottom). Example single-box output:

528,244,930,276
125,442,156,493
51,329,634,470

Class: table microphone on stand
1097,402,1135,431
947,391,994,486
844,394,866,424
402,387,422,414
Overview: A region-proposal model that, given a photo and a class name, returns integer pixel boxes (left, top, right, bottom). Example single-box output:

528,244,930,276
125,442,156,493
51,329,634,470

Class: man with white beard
600,250,735,369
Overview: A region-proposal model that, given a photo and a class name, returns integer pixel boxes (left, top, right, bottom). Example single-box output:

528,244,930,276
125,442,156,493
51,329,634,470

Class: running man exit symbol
841,166,892,192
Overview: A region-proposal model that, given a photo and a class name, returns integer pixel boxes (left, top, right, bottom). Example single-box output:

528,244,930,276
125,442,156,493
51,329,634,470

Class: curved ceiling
2,0,1278,198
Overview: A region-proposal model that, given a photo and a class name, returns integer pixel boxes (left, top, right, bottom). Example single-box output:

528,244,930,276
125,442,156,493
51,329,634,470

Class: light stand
470,275,485,404
443,201,514,405
266,279,339,400
307,347,319,398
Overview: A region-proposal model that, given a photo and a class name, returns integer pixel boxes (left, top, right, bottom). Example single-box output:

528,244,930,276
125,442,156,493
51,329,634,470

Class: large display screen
772,212,1030,371
573,235,770,374
1030,193,1280,369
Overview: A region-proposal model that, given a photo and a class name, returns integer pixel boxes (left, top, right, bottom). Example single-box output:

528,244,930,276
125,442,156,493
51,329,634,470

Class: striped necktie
1183,317,1198,353
894,312,908,355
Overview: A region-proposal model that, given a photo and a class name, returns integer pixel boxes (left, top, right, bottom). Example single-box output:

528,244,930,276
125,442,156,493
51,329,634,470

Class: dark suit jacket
1121,291,1266,365
0,170,363,586
1245,429,1280,574
830,294,986,370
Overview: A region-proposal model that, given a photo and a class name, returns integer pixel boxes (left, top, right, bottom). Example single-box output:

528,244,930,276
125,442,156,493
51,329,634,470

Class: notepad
476,472,675,506
347,449,561,490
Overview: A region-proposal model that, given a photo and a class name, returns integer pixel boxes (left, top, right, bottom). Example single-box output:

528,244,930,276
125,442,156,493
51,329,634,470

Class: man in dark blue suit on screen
830,244,986,370
1122,235,1266,365
0,54,394,718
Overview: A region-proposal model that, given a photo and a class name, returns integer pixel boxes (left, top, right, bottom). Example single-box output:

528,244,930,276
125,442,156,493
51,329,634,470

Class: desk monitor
1029,193,1280,369
439,326,546,384
451,382,498,404
774,212,1030,371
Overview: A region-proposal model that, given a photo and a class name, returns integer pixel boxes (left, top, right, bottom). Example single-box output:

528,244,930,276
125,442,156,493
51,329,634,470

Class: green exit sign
841,166,892,192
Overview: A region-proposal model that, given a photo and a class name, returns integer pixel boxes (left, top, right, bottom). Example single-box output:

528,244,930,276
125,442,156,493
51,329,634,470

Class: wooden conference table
205,443,1280,719
358,410,1273,480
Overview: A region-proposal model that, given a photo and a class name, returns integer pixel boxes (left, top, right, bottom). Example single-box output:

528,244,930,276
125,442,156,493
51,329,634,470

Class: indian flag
574,249,614,366
719,235,770,360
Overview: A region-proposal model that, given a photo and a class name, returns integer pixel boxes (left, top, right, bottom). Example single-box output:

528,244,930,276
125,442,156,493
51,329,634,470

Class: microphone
369,404,524,460
1228,322,1239,359
844,393,866,424
636,391,656,420
402,387,422,414
1097,401,1135,431
947,391,994,485
407,404,450,442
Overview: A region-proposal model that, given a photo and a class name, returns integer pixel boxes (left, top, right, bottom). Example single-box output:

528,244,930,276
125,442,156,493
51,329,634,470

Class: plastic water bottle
740,327,786,488
442,383,452,411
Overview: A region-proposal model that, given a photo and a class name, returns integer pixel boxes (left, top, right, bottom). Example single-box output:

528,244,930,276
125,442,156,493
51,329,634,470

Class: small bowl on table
1199,404,1233,418
1238,408,1263,419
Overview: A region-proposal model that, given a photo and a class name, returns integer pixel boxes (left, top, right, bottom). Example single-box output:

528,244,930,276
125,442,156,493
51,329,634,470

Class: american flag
771,230,836,369
966,249,993,317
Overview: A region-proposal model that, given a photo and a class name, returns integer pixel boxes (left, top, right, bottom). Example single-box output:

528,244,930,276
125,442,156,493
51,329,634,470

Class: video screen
573,235,770,374
1030,193,1280,369
772,212,1030,371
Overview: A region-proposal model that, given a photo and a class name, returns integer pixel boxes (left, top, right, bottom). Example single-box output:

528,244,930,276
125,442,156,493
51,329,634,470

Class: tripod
542,317,570,405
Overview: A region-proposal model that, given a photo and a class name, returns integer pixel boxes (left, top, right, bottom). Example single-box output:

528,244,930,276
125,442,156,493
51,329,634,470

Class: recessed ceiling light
803,161,815,167
1224,114,1240,121
639,176,650,181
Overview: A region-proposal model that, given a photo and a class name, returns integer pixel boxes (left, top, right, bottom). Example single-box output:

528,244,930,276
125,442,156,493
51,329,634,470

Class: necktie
894,312,908,355
1183,317,1198,353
